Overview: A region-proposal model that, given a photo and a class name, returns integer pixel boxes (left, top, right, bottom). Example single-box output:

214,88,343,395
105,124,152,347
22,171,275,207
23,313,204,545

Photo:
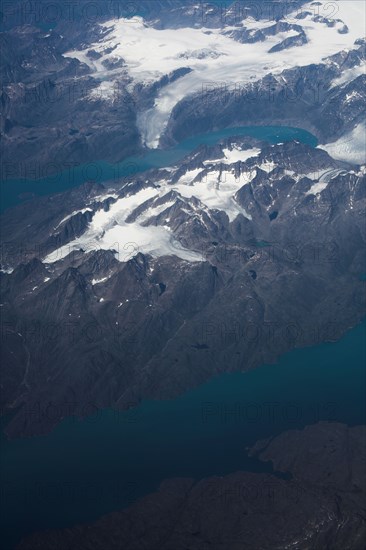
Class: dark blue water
1,320,365,549
1,123,359,549
0,126,317,212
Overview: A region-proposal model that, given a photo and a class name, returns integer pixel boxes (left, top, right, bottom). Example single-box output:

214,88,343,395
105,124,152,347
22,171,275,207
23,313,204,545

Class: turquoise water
0,126,317,212
1,320,365,549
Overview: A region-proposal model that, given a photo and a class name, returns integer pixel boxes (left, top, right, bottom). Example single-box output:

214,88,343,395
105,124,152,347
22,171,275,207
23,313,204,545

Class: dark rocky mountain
0,23,140,171
1,139,365,437
16,422,366,549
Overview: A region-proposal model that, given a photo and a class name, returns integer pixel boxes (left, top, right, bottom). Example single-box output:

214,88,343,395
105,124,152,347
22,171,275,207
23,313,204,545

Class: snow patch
331,64,365,89
172,169,253,221
43,186,203,264
55,208,93,229
221,146,261,164
321,122,366,164
177,168,203,184
92,276,109,285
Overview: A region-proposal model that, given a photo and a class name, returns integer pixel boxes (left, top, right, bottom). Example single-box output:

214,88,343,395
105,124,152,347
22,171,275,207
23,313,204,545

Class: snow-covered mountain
62,0,365,148
1,1,365,168
1,138,365,437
